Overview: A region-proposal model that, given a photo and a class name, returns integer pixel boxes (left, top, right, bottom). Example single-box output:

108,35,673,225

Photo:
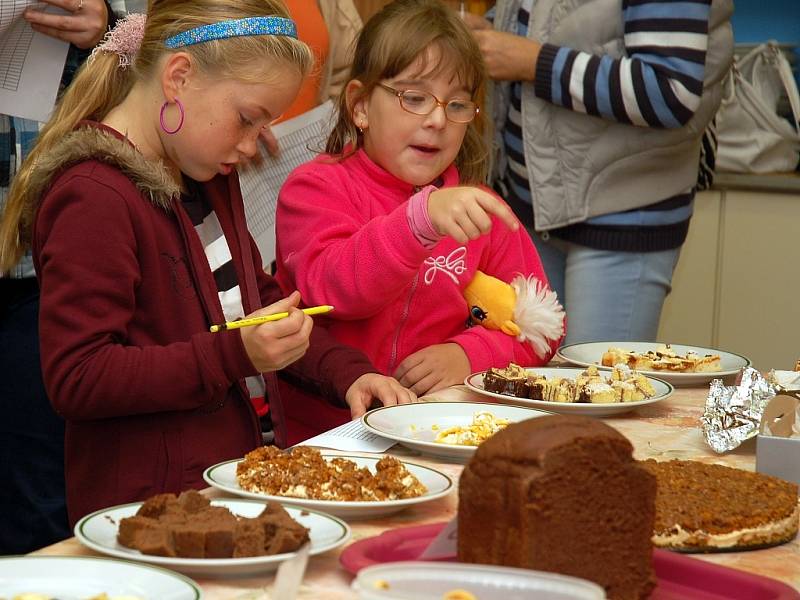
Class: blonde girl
275,0,564,442
0,0,413,524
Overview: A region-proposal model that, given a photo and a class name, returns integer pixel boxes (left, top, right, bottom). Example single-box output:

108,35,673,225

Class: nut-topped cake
236,446,426,501
641,459,799,551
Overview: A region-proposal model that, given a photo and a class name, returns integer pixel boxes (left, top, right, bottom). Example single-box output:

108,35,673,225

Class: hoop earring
160,98,185,134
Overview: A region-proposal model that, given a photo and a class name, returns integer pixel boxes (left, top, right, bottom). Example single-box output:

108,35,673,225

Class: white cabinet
658,180,800,371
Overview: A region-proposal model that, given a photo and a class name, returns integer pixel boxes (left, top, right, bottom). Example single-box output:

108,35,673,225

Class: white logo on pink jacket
423,246,467,285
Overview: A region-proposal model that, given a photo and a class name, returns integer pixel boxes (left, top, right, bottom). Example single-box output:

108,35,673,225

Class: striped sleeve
534,0,710,128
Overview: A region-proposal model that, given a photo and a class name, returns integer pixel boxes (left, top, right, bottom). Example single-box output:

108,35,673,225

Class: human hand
392,343,472,396
344,373,417,419
239,291,313,373
238,125,280,170
24,0,109,49
471,30,541,81
427,186,518,244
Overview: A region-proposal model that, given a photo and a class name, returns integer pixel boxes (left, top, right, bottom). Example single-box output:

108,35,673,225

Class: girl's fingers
409,372,438,396
476,191,519,231
453,211,482,241
392,352,425,382
464,202,493,235
396,361,433,389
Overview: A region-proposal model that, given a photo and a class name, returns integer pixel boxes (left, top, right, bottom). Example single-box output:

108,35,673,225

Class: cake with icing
602,344,721,373
482,363,655,404
458,414,656,600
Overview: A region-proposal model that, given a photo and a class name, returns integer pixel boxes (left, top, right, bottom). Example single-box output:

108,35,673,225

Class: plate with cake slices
556,341,751,386
74,495,350,577
0,556,201,599
464,365,673,417
203,447,454,519
361,401,551,461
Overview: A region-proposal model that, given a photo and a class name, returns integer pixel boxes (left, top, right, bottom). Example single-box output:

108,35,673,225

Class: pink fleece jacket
275,149,560,378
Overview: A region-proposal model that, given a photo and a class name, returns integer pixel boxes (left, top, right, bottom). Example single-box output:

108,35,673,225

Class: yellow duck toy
463,271,565,358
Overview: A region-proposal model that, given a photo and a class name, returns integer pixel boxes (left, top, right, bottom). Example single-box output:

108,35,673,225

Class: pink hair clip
91,13,147,69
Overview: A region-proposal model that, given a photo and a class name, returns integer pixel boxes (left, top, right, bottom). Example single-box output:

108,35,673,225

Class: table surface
31,383,800,599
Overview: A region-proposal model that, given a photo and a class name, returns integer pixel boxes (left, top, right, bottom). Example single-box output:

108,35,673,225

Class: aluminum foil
701,367,778,453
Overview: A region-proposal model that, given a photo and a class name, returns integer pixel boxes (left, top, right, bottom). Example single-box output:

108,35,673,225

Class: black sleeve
61,0,118,89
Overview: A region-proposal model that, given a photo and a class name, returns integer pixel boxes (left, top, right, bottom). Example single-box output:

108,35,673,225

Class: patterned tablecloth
32,383,800,598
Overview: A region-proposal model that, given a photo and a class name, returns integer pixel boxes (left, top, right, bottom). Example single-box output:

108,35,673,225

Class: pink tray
340,522,800,600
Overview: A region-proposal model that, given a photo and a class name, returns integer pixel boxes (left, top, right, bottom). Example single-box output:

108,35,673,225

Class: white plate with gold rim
74,498,350,577
203,453,453,520
464,367,673,417
0,555,201,599
361,401,551,461
556,341,750,386
353,561,605,600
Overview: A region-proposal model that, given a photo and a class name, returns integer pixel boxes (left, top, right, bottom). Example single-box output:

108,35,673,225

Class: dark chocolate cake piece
117,489,309,559
482,363,530,397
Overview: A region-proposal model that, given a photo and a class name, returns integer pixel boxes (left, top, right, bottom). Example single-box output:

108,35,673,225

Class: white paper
239,100,335,267
419,517,458,559
296,418,397,453
0,1,69,121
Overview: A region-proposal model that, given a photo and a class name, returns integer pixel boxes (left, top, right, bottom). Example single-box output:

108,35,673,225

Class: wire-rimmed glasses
377,83,479,123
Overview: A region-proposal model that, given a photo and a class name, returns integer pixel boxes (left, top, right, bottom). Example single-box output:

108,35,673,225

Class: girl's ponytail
0,50,134,273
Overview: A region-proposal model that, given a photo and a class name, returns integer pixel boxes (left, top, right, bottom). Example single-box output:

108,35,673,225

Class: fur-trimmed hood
22,124,180,241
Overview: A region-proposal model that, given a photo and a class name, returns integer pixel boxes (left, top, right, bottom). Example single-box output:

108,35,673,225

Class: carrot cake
641,459,799,551
236,446,426,501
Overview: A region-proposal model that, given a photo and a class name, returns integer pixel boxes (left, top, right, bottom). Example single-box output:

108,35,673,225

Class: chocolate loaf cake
117,490,309,558
458,415,656,600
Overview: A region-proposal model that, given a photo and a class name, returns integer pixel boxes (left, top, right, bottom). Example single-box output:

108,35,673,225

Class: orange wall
353,0,492,21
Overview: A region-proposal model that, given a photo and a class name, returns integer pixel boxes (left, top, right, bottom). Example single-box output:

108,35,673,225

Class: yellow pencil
209,305,334,332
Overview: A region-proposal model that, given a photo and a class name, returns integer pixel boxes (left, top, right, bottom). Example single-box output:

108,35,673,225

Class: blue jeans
530,232,681,344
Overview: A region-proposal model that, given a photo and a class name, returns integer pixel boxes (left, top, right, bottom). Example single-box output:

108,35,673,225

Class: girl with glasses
275,0,565,443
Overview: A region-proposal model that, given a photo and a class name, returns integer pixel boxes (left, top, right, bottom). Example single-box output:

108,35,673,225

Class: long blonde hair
326,0,488,185
0,0,312,274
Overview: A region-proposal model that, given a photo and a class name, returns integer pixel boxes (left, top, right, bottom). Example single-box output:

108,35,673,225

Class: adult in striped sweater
466,0,733,343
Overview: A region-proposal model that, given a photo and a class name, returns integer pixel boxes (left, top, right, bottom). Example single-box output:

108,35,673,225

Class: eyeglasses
377,83,479,124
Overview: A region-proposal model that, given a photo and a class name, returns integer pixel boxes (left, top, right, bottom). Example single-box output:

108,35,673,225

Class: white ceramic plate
464,367,673,417
75,498,350,577
361,401,551,461
0,555,201,599
556,341,751,386
352,561,605,600
203,454,454,520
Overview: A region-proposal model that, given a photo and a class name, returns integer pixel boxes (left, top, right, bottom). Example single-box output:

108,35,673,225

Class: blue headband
164,16,297,49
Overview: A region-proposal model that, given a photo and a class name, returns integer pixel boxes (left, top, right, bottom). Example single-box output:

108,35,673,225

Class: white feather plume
511,274,565,358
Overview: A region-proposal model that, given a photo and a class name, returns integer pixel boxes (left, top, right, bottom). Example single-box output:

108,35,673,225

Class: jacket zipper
388,272,419,374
